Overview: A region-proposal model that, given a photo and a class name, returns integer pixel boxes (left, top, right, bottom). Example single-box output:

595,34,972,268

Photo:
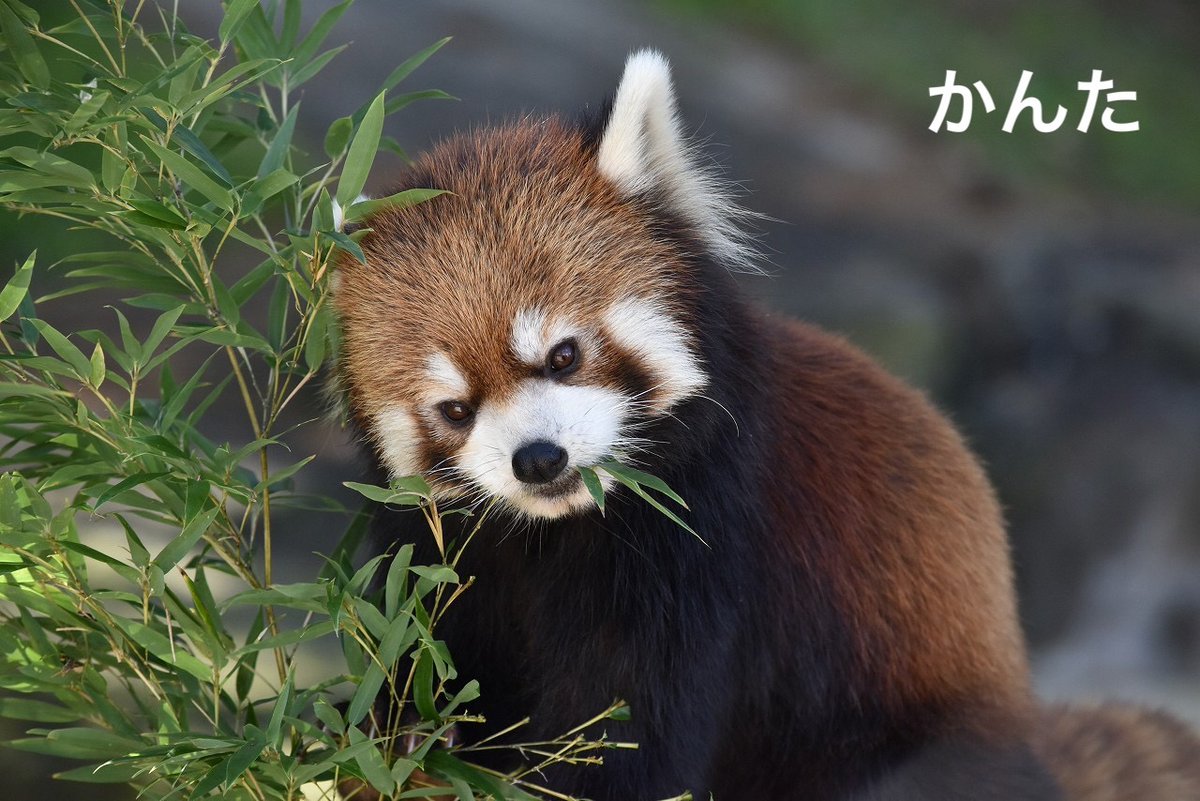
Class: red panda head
335,50,753,519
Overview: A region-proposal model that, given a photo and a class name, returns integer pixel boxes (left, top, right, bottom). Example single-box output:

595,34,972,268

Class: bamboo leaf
125,199,187,230
289,44,347,88
292,0,352,65
597,460,690,509
87,341,104,388
257,104,298,179
345,662,385,727
152,505,221,571
577,466,605,515
323,115,352,158
0,0,49,89
139,136,234,211
0,697,78,723
337,91,385,206
139,108,234,186
29,320,91,379
378,37,451,94
219,0,260,44
0,250,34,321
343,189,447,223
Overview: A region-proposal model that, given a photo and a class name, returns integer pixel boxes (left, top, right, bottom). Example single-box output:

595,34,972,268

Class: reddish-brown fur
336,121,695,447
763,319,1031,730
336,113,1200,799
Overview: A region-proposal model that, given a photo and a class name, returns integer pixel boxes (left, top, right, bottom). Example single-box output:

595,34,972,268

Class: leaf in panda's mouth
577,461,703,544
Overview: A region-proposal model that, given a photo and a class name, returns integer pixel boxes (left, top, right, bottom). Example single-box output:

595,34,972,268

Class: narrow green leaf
412,647,438,721
257,103,298,179
384,543,414,619
140,109,234,186
126,199,187,230
0,1,49,89
313,698,344,735
598,460,690,509
112,515,149,569
0,697,79,723
303,303,328,371
578,466,605,514
192,734,266,797
292,0,352,65
112,308,141,362
101,125,127,191
265,672,292,747
152,505,221,571
219,0,260,44
231,620,335,654
139,136,234,210
604,468,702,541
345,662,385,727
0,250,34,321
343,479,430,506
385,88,457,115
343,189,448,223
348,726,395,796
289,44,347,88
112,618,212,681
58,540,141,585
0,381,69,398
140,305,185,363
251,167,298,203
439,679,480,718
337,91,385,206
323,115,352,158
236,609,265,702
54,762,143,784
10,728,145,760
281,0,302,46
87,341,104,388
378,37,451,95
30,319,91,379
92,472,170,510
325,229,365,263
2,146,95,186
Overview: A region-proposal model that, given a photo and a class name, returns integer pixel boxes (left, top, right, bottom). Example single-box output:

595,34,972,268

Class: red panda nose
512,441,569,484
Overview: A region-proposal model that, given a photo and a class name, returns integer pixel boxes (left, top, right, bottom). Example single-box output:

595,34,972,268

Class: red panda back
762,318,1033,730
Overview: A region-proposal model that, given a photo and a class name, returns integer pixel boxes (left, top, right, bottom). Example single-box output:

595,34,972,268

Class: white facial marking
373,405,421,479
424,352,468,399
510,307,548,364
604,297,706,411
458,379,625,519
511,307,584,366
597,49,759,272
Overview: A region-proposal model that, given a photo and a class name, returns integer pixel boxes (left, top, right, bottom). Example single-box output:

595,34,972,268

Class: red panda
333,50,1200,800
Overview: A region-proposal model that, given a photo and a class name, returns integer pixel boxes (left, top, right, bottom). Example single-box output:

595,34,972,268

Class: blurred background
3,0,1198,796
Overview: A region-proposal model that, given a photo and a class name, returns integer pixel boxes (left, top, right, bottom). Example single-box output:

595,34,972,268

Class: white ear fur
597,50,758,271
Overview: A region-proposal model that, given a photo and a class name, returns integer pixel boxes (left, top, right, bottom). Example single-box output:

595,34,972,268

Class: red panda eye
439,401,473,424
547,340,577,373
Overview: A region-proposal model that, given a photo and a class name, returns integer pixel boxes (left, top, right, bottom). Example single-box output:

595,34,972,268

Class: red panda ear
596,49,759,272
597,50,685,197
